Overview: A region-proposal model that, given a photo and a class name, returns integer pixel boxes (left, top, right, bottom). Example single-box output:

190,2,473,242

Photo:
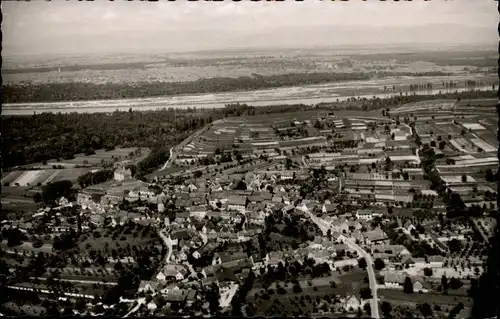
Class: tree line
2,71,472,104
3,72,371,103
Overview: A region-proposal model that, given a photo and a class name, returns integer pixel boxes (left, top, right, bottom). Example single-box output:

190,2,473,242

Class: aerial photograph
1,0,498,317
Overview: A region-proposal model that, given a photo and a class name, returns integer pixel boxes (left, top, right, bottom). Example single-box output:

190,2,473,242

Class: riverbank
2,74,496,115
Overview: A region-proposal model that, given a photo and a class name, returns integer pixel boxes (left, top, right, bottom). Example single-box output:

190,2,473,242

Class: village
1,100,497,318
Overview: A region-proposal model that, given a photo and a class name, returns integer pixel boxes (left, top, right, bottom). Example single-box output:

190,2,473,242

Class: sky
2,0,498,56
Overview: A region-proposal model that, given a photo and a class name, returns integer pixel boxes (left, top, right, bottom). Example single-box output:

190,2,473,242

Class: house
227,195,247,213
175,199,193,209
363,227,389,245
193,242,219,259
412,278,426,293
271,196,283,204
250,254,265,271
334,219,350,234
248,194,264,204
384,272,405,288
348,220,363,231
88,214,104,227
138,281,160,293
356,209,380,220
213,252,247,265
165,289,188,303
343,295,361,312
322,203,337,214
282,204,295,214
265,252,285,268
114,167,132,181
413,257,426,268
401,255,415,267
189,205,207,220
372,253,391,264
428,255,445,268
147,300,157,311
308,250,331,264
372,244,411,258
186,289,197,306
280,171,294,180
157,264,189,281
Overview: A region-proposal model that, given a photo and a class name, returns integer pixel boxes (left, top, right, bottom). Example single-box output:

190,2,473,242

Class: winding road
305,210,380,319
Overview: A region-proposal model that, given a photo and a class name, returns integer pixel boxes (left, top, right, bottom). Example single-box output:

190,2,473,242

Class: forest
2,109,213,168
2,71,455,103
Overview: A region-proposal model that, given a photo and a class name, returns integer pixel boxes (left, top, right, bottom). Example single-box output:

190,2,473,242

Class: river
2,74,496,115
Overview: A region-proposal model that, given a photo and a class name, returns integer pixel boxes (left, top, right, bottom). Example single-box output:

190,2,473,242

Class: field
1,147,150,187
437,122,464,136
1,168,95,187
378,288,473,308
247,270,368,316
3,49,497,85
18,147,150,169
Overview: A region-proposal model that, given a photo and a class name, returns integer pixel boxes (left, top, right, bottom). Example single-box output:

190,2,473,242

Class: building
227,195,248,213
114,167,132,181
343,295,361,312
212,252,247,265
428,255,445,268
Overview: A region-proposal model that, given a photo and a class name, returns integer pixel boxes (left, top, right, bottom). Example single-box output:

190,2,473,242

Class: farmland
3,48,497,86
2,148,149,187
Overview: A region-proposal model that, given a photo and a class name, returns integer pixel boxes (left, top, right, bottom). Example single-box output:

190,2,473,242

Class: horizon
2,0,497,58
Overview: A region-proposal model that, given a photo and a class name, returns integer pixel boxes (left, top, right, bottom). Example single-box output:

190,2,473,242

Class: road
160,123,212,171
160,148,174,171
30,277,118,286
158,229,173,263
301,155,309,168
124,297,146,318
219,283,239,308
305,209,380,319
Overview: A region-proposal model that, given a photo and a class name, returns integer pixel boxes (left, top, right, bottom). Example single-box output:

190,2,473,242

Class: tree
423,268,433,277
419,303,433,318
381,301,392,318
374,258,385,271
193,170,202,178
441,275,449,291
33,192,42,203
235,180,247,190
360,288,372,299
449,302,464,319
363,303,371,316
403,276,414,293
449,277,463,290
358,257,367,269
485,169,495,182
439,141,446,150
448,239,462,254
42,180,75,204
402,172,409,180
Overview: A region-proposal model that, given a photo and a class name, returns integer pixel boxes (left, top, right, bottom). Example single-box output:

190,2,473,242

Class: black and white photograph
1,0,498,317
